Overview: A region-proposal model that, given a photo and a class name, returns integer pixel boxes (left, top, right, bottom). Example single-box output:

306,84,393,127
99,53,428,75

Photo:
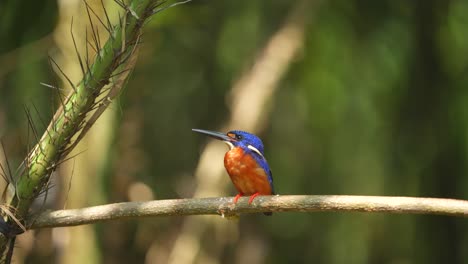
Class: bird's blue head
192,129,265,156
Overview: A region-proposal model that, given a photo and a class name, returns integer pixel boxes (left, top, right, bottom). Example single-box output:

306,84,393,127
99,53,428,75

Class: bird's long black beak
192,129,234,142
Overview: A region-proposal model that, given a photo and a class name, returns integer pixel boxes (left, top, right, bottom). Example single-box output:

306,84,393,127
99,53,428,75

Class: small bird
192,129,274,215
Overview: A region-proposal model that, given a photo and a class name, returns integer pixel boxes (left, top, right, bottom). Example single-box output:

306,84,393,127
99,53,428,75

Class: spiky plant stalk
0,0,175,259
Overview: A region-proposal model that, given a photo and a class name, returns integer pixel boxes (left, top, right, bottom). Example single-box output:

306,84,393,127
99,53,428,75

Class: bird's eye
235,134,243,140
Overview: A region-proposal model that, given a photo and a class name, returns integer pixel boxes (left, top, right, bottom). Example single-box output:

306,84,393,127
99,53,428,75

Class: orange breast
224,147,272,195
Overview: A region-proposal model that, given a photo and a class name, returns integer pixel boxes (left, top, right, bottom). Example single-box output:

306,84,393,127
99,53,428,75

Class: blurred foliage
1,0,468,263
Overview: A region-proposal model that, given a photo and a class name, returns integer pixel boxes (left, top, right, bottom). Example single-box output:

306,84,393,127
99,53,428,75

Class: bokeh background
1,0,468,263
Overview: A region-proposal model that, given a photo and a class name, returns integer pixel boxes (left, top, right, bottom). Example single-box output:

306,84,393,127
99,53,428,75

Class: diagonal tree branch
29,195,468,229
0,0,191,259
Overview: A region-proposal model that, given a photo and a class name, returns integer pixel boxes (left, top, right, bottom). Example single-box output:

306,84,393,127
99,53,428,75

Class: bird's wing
268,169,275,194
250,150,275,194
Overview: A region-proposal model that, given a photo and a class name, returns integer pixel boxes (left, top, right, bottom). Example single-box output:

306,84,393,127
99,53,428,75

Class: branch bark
29,195,468,229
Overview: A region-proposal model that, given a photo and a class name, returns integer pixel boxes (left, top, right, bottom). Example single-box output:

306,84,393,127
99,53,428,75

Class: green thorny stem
0,0,172,258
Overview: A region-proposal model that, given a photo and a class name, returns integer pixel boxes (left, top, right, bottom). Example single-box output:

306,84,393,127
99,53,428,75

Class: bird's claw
233,193,243,204
248,192,260,204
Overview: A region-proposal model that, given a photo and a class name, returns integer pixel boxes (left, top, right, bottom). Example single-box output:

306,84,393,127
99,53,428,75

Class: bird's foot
248,192,260,204
233,193,243,204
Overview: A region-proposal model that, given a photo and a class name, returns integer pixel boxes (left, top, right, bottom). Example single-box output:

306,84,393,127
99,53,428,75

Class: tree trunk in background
393,1,464,263
53,0,115,263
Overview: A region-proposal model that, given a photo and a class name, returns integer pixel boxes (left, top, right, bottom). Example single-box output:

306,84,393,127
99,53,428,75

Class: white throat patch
224,141,235,150
248,145,264,158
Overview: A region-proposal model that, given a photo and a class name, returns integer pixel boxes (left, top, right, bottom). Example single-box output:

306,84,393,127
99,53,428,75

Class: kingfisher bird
192,129,274,215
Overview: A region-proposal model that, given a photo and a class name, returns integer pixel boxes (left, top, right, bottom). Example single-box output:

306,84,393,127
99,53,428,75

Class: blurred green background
1,0,468,263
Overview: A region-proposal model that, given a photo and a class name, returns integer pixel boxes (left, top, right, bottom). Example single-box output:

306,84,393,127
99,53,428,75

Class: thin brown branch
29,195,468,229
